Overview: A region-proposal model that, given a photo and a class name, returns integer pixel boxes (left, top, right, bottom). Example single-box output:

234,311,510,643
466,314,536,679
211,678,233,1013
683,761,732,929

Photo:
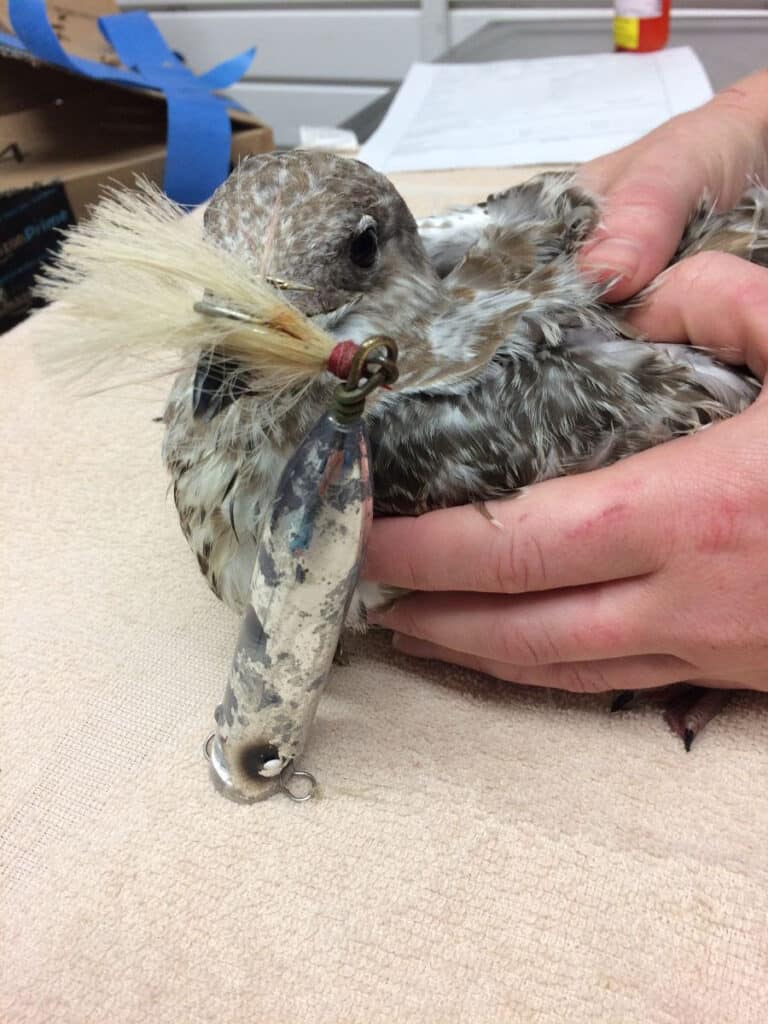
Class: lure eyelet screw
332,336,399,422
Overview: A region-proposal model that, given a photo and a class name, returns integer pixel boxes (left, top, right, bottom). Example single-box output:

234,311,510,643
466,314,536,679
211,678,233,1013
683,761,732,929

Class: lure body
208,408,372,802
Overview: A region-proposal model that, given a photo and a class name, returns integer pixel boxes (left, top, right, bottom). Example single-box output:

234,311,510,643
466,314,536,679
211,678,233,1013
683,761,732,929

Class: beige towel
2,168,768,1024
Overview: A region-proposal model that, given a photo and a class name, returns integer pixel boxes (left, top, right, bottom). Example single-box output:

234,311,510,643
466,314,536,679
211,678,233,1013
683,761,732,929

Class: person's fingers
370,579,660,667
576,72,768,302
363,455,668,595
576,146,709,302
625,251,768,382
390,636,694,694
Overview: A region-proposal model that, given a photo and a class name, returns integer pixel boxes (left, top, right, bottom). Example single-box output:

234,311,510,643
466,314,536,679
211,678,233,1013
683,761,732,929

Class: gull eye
349,224,378,269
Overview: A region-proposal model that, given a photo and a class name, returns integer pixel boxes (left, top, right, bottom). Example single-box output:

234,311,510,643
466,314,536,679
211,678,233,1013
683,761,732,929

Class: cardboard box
0,1,273,331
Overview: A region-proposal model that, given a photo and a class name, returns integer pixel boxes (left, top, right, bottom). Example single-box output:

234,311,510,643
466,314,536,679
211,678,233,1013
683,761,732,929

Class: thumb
576,159,701,302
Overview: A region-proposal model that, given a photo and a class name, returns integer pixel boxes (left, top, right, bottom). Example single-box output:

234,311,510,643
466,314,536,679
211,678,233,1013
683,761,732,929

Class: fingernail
367,611,388,627
580,237,643,282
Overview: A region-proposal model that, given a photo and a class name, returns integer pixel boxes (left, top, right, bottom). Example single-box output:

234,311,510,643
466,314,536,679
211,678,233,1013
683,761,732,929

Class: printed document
359,47,713,172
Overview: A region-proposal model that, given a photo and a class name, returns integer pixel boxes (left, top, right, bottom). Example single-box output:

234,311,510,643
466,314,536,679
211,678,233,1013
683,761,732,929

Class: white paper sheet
359,47,713,173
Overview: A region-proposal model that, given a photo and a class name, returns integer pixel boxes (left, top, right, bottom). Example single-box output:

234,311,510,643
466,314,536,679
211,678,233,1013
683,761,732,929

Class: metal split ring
344,335,399,394
203,731,215,761
279,765,318,803
203,733,316,803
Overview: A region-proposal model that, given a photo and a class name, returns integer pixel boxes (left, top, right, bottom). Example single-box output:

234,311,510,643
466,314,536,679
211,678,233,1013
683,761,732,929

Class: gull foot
662,687,731,752
609,685,731,750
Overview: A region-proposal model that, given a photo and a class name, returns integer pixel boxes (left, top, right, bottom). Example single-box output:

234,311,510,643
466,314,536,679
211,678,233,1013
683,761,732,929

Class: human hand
576,69,768,301
364,263,768,693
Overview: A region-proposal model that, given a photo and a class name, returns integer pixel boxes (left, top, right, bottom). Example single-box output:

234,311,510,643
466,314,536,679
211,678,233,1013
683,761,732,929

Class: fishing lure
204,334,397,802
36,181,402,803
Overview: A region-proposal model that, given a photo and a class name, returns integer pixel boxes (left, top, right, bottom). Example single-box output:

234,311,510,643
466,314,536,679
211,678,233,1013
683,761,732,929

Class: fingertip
578,237,647,301
578,165,701,300
621,251,768,379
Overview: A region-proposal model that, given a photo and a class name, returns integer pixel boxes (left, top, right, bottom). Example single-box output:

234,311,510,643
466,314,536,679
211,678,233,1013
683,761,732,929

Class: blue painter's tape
3,1,257,206
8,0,80,71
164,94,233,208
199,47,256,91
98,11,236,204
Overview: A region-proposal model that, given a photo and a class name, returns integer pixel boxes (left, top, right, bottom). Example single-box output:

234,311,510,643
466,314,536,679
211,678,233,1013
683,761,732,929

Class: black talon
611,690,636,713
683,728,695,753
